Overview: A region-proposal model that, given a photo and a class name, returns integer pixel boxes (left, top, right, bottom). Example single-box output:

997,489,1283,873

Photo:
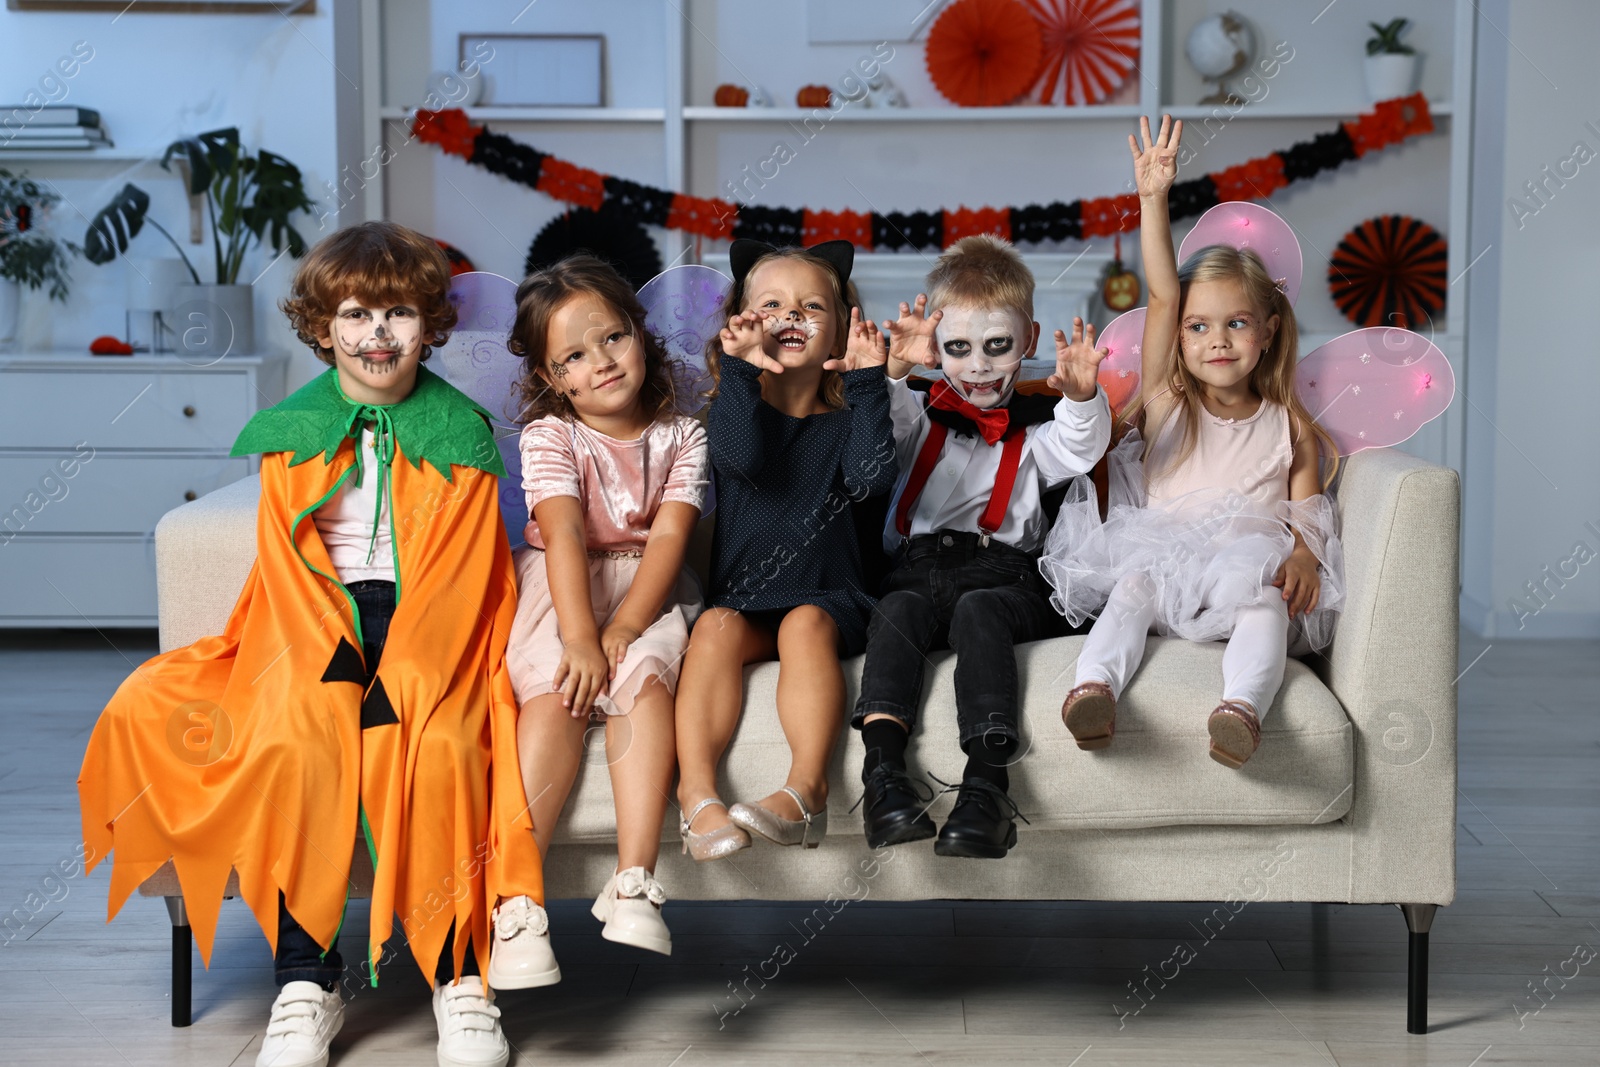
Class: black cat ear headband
728,238,855,289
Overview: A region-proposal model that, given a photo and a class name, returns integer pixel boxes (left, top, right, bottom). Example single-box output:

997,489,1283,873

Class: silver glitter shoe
679,797,751,862
728,786,827,848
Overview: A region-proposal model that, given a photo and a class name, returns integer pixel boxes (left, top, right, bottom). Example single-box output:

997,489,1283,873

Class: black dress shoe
852,762,937,848
934,778,1026,859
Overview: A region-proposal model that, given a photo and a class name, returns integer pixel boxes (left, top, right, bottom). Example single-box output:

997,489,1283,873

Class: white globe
1184,12,1255,82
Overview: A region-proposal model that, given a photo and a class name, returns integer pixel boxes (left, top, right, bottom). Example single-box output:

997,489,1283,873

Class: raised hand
1049,316,1107,402
882,294,943,375
720,309,784,373
825,307,887,372
1130,114,1183,200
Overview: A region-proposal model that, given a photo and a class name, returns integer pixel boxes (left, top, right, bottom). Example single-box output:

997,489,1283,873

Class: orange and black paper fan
1327,214,1447,329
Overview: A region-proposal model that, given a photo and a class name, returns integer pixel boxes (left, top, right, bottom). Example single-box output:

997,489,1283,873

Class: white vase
171,283,254,364
0,278,19,348
1364,53,1420,102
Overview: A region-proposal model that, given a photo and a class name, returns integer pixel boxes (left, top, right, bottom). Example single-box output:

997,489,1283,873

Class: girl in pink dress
504,255,709,969
1040,116,1344,769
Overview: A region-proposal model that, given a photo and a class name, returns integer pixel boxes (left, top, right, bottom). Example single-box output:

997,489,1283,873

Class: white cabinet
0,351,286,627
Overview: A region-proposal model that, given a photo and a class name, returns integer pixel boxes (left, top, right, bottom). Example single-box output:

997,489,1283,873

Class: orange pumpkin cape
77,366,542,986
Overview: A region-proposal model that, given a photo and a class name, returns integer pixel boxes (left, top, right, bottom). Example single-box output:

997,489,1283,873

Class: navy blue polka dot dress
706,358,897,655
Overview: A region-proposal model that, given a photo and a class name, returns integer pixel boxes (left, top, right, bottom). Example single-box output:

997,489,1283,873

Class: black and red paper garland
412,93,1435,252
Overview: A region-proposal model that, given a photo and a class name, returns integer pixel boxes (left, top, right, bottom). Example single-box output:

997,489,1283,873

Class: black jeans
273,580,478,989
851,532,1063,745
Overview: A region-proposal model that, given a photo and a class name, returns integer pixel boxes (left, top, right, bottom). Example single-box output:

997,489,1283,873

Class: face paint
744,259,840,365
324,297,426,404
934,304,1030,409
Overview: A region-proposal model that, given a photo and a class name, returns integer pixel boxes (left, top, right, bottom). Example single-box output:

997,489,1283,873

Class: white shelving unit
353,0,1476,471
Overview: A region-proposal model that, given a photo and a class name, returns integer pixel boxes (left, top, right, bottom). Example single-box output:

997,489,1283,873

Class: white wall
1460,0,1600,637
0,3,340,389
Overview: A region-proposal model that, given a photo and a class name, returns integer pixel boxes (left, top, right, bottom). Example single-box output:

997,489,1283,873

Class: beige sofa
141,447,1458,1033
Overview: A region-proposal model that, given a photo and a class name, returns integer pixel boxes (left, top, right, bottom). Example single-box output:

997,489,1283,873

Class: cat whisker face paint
935,304,1032,409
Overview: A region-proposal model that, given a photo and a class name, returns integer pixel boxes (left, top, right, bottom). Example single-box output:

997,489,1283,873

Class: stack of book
0,107,112,152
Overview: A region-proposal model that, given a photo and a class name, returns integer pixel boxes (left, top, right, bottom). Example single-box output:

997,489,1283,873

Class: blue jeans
850,533,1063,745
272,580,477,988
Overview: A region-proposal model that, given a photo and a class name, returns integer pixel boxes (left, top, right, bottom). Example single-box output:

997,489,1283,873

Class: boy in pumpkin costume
78,222,548,1067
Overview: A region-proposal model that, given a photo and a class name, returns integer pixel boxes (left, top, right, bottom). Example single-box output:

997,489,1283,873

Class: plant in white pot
0,168,81,348
84,127,314,359
1364,18,1420,102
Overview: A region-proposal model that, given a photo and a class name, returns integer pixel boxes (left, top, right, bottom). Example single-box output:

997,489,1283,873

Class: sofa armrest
1320,448,1459,904
154,474,260,652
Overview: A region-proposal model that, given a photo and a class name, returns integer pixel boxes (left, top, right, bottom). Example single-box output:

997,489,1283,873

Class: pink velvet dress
507,413,709,715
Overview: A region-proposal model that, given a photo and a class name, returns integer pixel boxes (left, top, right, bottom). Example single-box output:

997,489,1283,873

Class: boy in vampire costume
850,235,1111,858
78,223,545,1067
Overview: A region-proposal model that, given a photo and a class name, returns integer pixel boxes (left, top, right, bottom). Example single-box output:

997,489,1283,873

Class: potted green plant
1364,18,1420,102
0,168,81,347
85,127,315,357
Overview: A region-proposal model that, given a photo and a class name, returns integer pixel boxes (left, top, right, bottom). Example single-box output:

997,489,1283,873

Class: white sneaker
433,976,509,1067
591,866,672,956
257,981,343,1067
486,894,561,990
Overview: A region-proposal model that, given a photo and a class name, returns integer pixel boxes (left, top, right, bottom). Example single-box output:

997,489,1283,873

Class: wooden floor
3,630,1596,1066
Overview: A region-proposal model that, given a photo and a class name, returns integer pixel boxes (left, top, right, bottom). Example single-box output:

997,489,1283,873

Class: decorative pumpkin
90,335,134,356
1327,214,1447,329
796,85,833,108
925,0,1045,107
1100,236,1141,311
714,83,750,107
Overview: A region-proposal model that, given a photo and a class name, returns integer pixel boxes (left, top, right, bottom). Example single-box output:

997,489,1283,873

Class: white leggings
1075,569,1290,719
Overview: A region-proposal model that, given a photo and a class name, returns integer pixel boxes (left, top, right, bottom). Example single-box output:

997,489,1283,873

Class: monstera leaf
82,182,201,282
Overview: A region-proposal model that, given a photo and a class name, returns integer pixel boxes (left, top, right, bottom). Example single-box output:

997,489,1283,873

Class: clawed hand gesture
824,307,886,372
720,310,784,373
882,294,943,374
1050,316,1106,402
1130,114,1183,199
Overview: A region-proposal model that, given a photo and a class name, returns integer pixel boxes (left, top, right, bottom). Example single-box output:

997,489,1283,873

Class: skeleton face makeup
934,304,1034,409
321,297,427,405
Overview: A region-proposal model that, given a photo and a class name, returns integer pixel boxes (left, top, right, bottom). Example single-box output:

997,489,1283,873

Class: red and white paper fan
1021,0,1141,107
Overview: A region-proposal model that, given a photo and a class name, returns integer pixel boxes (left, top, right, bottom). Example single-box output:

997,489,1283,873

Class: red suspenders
893,421,1028,545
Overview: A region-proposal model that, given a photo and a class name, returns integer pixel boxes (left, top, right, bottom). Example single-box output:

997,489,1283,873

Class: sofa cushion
552,633,1353,843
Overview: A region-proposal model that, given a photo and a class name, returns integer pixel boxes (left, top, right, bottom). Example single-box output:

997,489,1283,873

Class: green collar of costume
231,365,507,481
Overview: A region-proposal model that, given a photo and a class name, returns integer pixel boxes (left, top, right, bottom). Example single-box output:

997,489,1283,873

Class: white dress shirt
882,375,1111,554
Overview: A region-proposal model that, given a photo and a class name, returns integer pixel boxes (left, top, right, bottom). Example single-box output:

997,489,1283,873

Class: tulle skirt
508,548,703,715
1039,432,1345,652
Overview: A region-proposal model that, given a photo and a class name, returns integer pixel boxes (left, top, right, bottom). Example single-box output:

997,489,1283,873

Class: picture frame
6,0,313,12
459,34,605,108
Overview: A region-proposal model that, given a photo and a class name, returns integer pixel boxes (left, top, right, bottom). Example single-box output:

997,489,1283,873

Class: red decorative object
943,206,1011,243
535,158,606,211
925,0,1044,107
1021,0,1140,106
1211,155,1288,203
796,85,833,109
803,209,873,249
666,193,737,240
412,109,483,159
1079,193,1139,237
714,84,750,107
434,239,476,277
1342,92,1434,157
90,335,134,356
1327,215,1447,329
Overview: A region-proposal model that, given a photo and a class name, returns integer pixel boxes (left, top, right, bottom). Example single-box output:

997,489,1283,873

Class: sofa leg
165,897,192,1028
1399,903,1437,1034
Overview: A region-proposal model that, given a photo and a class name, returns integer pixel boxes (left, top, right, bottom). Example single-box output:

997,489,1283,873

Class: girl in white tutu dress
1041,115,1344,768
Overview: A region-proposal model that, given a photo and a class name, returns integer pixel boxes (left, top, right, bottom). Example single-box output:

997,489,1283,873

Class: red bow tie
928,379,1010,444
